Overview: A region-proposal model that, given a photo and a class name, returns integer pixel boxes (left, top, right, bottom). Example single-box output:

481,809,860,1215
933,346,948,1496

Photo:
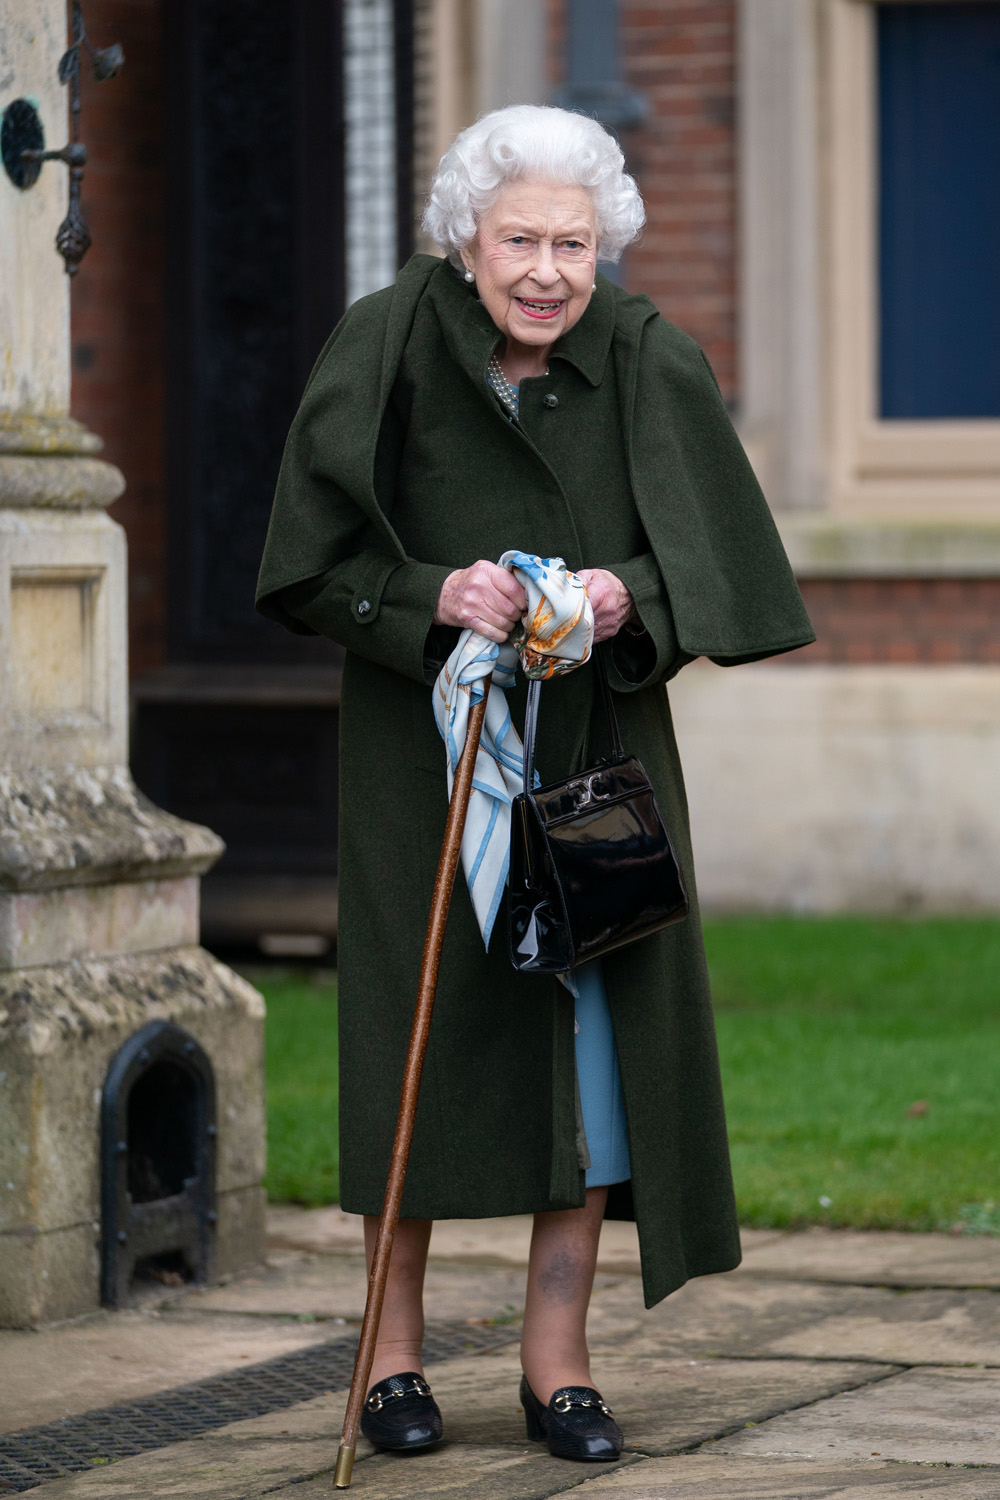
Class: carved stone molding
0,766,223,895
0,455,125,508
0,414,103,455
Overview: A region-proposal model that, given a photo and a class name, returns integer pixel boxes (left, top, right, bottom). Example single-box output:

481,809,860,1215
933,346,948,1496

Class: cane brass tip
334,1445,356,1488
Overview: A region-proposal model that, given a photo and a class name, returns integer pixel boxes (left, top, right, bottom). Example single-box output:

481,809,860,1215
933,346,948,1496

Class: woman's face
460,177,599,355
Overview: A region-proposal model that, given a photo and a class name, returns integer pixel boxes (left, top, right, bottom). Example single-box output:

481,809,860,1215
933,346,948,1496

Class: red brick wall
795,579,1000,665
69,0,166,676
547,1,737,401
620,1,737,403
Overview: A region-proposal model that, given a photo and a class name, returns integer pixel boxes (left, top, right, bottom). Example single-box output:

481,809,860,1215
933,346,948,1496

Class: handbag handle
522,649,625,790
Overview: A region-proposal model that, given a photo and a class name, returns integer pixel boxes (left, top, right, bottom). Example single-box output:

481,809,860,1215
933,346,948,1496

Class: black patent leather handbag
508,652,689,975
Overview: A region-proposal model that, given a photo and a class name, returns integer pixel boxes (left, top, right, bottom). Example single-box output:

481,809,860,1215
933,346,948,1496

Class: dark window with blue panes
878,3,1000,419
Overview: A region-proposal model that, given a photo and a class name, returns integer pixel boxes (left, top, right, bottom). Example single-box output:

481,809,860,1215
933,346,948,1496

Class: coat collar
427,259,616,389
548,273,616,386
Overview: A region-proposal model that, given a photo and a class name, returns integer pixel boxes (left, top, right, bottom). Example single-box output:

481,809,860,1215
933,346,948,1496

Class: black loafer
360,1372,443,1452
520,1376,623,1461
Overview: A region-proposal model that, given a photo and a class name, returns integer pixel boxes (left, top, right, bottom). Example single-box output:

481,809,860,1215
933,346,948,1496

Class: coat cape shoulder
256,255,814,664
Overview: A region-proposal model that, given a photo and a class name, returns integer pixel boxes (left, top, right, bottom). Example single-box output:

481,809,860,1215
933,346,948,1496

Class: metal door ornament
0,0,123,275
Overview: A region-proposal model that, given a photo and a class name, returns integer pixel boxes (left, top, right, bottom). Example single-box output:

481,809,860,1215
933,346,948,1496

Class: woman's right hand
434,560,527,644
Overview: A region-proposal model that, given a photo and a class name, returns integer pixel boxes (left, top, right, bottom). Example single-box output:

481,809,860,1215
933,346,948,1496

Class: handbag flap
531,757,653,828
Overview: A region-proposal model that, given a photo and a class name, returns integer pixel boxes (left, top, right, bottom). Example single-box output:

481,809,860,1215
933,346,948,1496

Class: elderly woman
257,105,813,1462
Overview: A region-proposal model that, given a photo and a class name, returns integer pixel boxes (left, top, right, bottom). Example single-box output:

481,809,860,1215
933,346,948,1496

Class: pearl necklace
487,354,520,419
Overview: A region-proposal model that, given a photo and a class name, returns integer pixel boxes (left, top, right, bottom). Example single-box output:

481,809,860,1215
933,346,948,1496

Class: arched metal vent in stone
100,1021,217,1308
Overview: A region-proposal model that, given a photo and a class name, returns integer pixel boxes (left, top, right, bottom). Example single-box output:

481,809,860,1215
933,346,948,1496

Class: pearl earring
464,269,475,284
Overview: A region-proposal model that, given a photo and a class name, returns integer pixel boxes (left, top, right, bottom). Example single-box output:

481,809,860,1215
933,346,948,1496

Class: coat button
357,599,371,615
543,393,559,408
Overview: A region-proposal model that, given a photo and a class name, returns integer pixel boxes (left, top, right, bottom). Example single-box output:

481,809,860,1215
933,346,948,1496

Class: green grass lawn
253,968,341,1206
250,918,1000,1231
705,918,1000,1232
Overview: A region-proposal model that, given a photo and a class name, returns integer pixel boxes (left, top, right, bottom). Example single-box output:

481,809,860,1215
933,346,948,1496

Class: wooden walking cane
334,677,492,1489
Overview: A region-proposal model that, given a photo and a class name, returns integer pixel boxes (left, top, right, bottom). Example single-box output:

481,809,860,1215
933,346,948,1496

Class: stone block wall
1,0,266,1323
0,949,266,1326
670,661,1000,912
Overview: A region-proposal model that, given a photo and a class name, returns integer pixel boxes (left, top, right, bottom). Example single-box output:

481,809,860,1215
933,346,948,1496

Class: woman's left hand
577,568,637,644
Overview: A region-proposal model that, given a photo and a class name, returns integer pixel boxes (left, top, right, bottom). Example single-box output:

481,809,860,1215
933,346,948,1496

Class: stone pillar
0,0,266,1326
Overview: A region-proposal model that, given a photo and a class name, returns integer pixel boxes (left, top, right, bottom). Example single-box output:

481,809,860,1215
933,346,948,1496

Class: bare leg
363,1215,432,1387
520,1186,608,1403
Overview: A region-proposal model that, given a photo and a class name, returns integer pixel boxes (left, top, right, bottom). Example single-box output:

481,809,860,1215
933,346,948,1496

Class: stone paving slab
263,1208,651,1272
21,1349,893,1497
184,1250,616,1327
552,1454,1000,1498
587,1274,1000,1367
435,1352,897,1459
173,1348,890,1458
294,1445,643,1500
264,1207,785,1275
10,1216,998,1497
10,1229,990,1449
738,1230,1000,1289
178,1247,1000,1369
714,1366,1000,1467
266,1208,999,1289
10,1430,337,1498
762,1291,1000,1367
24,1434,636,1500
0,1308,333,1434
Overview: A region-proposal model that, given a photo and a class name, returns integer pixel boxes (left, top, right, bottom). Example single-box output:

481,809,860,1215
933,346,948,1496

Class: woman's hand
577,568,637,644
434,560,528,644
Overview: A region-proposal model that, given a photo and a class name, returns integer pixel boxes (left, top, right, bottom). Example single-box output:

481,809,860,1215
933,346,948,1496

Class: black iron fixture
101,1020,217,1308
0,0,122,275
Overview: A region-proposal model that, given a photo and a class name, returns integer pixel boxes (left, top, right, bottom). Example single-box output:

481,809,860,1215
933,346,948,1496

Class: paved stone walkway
1,1209,997,1497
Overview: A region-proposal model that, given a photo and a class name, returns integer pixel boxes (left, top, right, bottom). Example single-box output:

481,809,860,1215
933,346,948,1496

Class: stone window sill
776,514,1000,578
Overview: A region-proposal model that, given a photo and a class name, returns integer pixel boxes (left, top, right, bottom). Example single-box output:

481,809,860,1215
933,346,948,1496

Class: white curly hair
421,104,645,265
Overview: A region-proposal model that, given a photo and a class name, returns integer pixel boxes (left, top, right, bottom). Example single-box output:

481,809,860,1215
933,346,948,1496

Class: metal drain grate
0,1320,517,1494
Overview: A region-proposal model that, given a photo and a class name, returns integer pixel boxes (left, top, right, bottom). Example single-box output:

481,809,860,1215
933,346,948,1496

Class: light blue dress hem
573,959,632,1188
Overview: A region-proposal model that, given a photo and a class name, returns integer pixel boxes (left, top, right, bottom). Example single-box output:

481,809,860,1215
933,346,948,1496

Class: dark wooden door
133,0,348,951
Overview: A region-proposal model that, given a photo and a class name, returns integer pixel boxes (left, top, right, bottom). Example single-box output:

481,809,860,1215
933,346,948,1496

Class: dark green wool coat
257,256,814,1308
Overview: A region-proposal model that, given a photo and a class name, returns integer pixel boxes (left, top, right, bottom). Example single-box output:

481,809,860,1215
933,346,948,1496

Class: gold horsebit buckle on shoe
366,1377,432,1413
552,1393,614,1417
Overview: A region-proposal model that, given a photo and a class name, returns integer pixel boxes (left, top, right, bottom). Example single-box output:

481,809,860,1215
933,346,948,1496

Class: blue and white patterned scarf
432,551,594,946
